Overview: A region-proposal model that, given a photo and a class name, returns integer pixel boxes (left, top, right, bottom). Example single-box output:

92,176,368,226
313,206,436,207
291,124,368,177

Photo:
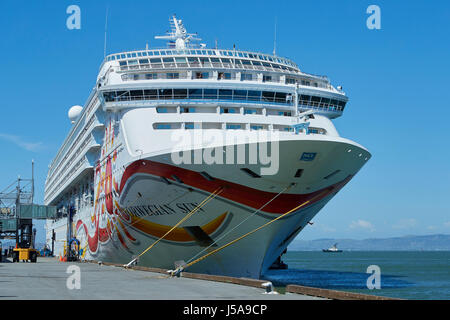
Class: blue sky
0,0,449,244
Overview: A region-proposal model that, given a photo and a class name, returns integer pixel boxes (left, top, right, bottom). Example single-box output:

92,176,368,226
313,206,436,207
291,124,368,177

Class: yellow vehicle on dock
12,219,38,263
13,247,38,263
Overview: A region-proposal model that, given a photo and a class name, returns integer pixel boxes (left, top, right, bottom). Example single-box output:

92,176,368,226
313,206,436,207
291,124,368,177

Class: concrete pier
0,257,324,300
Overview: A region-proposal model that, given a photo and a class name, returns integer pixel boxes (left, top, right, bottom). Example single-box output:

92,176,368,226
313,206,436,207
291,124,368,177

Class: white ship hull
47,136,369,278
44,16,371,278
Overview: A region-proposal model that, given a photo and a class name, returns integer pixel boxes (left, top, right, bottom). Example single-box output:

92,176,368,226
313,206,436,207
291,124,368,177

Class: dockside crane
0,160,56,263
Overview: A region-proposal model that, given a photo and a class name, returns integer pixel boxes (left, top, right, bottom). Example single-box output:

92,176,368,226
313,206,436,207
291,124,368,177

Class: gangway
0,160,57,262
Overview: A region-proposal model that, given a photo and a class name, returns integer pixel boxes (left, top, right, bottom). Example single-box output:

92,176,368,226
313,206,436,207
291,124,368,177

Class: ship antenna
154,15,202,50
273,16,277,56
103,6,109,58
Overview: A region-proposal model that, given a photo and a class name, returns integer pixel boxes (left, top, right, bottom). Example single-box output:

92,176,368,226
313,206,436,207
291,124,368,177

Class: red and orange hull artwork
77,158,350,257
75,150,232,256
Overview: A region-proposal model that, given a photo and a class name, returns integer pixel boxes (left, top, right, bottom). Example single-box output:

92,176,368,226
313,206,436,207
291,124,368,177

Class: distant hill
288,234,450,251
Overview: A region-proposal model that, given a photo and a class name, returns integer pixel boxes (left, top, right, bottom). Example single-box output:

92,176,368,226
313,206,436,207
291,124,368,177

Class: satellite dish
68,105,83,124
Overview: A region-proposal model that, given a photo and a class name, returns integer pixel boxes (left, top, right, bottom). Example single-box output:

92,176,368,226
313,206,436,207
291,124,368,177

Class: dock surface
0,257,324,300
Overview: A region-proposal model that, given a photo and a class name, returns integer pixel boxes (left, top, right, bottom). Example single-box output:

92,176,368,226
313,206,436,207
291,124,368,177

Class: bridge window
158,89,173,99
275,92,287,103
338,100,347,110
102,89,294,105
311,96,321,106
247,91,261,101
103,92,115,102
204,89,218,99
219,89,233,100
174,89,188,99
321,97,330,105
234,90,247,100
298,94,346,112
144,89,158,99
299,95,311,104
189,88,203,99
130,90,143,100
262,91,275,102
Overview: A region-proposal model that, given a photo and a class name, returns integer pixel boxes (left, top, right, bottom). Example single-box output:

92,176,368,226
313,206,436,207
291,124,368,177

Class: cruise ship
45,16,371,278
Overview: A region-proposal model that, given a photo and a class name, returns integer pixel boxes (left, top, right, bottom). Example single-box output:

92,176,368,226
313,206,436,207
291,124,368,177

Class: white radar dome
68,105,83,124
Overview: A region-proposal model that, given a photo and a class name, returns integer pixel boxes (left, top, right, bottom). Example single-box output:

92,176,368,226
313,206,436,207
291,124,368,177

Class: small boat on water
322,243,342,252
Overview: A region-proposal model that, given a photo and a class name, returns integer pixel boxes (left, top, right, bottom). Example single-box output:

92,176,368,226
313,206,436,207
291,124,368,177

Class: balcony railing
102,89,295,106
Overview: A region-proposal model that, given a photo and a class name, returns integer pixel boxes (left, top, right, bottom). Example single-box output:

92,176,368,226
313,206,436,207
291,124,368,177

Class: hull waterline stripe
119,160,352,214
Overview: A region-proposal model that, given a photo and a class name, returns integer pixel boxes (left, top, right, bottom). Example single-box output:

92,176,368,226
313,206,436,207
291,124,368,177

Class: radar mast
154,15,202,49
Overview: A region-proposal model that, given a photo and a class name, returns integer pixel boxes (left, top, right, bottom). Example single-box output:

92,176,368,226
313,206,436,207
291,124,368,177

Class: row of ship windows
155,106,292,117
103,89,294,105
106,50,297,68
121,71,305,86
152,122,326,134
102,89,346,110
117,56,298,73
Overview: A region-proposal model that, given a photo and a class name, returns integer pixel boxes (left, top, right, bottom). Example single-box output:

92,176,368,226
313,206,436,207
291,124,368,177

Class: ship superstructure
45,16,370,278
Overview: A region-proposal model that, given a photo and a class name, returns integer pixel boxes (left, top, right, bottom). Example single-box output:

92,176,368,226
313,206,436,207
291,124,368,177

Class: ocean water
262,251,450,300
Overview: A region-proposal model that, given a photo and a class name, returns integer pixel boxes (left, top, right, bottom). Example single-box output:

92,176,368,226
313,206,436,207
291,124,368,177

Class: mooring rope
124,186,224,267
186,183,294,265
176,188,329,274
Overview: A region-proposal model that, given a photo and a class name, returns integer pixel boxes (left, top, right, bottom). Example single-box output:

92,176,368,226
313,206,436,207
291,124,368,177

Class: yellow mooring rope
178,188,330,274
125,186,224,267
186,183,293,265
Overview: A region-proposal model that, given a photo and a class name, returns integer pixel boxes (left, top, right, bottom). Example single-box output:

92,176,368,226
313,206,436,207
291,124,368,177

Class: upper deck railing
102,48,300,71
